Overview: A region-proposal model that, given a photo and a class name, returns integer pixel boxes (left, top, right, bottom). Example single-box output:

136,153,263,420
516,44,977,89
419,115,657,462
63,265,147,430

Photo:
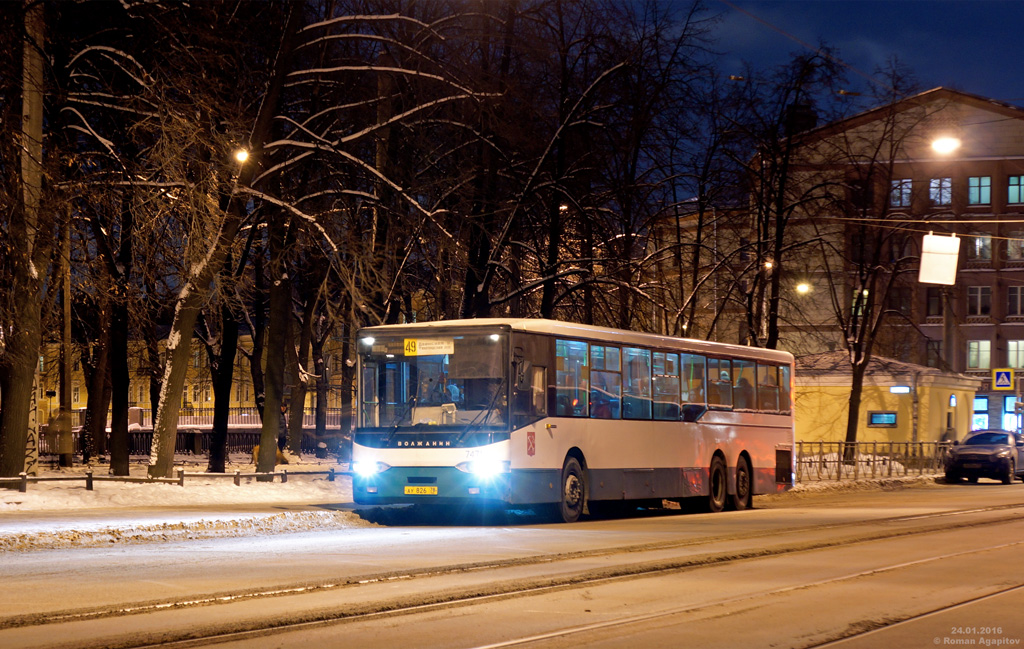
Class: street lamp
931,137,961,155
234,149,250,163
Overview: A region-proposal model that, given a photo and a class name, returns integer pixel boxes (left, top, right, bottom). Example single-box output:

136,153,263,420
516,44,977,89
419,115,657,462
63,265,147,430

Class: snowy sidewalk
0,458,363,552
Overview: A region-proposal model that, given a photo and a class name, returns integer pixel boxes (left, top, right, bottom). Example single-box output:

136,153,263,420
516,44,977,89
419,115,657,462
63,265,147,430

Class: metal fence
37,430,348,459
136,407,346,428
795,441,950,482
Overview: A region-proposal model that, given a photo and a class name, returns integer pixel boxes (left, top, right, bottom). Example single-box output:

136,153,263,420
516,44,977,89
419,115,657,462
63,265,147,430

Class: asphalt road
3,479,1024,649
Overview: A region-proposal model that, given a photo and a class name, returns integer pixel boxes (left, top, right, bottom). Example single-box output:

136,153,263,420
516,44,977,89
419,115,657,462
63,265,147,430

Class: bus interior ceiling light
361,336,375,346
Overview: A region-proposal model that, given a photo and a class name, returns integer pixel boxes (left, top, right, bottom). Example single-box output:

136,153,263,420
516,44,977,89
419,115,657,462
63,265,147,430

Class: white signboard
918,233,960,285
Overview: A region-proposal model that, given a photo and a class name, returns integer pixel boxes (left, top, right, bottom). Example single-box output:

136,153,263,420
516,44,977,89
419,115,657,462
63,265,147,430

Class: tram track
4,500,1024,649
5,500,1023,633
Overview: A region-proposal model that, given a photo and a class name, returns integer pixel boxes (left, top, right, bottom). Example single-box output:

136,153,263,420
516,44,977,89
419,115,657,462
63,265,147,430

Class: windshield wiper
454,378,507,444
381,396,416,445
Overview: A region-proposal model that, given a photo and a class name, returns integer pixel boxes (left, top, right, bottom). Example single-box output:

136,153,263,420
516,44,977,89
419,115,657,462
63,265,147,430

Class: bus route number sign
404,338,455,356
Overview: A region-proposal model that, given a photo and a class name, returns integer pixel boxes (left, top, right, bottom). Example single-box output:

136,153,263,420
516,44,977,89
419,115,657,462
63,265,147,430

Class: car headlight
352,460,391,477
997,450,1011,458
456,460,511,477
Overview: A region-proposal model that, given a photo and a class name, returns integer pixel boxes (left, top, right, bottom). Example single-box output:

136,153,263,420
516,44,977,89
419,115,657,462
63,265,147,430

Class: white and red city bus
352,318,794,522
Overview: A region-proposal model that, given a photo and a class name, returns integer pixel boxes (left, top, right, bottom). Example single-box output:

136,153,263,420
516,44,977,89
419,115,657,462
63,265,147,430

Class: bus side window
590,344,621,419
778,365,793,412
757,364,780,411
653,352,680,420
708,358,732,408
681,353,706,405
555,339,589,417
623,347,652,419
532,366,547,415
732,359,756,410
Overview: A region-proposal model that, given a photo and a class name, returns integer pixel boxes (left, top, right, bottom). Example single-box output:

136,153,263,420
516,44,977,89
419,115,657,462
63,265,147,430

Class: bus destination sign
403,338,455,356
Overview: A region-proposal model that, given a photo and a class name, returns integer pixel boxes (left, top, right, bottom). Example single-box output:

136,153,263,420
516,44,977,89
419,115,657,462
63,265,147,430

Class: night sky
714,0,1024,105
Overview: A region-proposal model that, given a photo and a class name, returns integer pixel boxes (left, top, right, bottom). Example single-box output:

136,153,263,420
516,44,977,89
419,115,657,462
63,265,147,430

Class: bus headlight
352,460,390,477
456,460,510,478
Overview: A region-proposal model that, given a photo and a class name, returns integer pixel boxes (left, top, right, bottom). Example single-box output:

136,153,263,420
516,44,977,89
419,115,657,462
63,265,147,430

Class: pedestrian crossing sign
993,369,1015,390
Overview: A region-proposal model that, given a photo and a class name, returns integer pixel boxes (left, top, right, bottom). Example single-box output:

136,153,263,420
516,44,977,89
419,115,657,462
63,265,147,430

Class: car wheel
1004,460,1015,485
968,476,979,484
944,471,962,483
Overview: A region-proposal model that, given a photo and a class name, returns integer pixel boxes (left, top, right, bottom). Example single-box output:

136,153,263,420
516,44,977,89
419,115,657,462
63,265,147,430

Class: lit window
973,396,989,430
967,286,991,316
967,340,991,369
1010,341,1024,368
868,411,897,427
890,179,912,207
966,235,992,261
1005,396,1020,432
968,176,991,205
930,177,952,206
1007,233,1024,260
1010,176,1024,204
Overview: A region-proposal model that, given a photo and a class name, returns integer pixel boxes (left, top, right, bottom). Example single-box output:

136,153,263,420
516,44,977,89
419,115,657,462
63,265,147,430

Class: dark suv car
945,430,1024,484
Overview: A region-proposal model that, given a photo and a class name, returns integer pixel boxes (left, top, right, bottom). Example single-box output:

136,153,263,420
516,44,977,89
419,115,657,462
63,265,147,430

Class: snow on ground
1,454,353,513
0,455,369,552
0,455,943,553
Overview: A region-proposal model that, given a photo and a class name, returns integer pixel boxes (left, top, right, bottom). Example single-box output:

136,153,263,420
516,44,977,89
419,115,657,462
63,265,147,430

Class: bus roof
357,318,794,365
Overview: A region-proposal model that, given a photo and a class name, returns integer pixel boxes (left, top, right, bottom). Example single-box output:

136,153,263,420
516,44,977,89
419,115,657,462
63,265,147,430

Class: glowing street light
796,283,811,295
234,149,250,163
931,137,961,155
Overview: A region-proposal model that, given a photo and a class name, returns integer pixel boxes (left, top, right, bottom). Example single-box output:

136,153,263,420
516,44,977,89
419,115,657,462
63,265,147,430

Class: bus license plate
405,486,438,495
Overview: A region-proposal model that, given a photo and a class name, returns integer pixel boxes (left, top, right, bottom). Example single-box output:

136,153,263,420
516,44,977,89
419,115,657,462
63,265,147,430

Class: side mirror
513,348,531,391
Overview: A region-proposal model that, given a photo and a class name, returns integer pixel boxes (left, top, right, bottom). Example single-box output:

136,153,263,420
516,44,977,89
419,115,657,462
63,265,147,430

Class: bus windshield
358,331,509,429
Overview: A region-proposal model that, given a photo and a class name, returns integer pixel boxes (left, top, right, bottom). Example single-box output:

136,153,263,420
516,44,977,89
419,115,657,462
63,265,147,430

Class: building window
968,176,991,205
867,411,897,427
926,287,943,317
885,286,913,315
926,340,942,368
890,179,912,207
930,177,952,205
1010,287,1024,316
1010,341,1024,368
965,235,992,261
968,340,991,369
973,396,989,430
1007,233,1024,260
1005,396,1021,432
967,286,991,316
1010,176,1024,204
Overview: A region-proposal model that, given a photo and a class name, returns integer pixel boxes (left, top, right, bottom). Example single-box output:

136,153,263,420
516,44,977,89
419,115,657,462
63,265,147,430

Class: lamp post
931,135,962,374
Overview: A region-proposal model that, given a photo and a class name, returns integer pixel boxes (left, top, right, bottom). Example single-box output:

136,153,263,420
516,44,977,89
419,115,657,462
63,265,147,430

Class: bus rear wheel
708,456,727,513
557,457,586,523
731,456,753,511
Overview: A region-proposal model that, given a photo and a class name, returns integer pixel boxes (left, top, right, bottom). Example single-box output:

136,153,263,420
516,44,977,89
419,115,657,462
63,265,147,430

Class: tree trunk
257,211,291,478
207,300,239,473
1,0,49,479
147,5,302,478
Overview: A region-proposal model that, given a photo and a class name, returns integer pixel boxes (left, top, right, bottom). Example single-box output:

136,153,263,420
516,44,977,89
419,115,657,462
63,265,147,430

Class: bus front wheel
557,457,586,523
708,456,727,513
